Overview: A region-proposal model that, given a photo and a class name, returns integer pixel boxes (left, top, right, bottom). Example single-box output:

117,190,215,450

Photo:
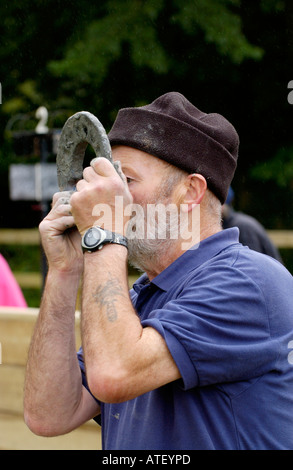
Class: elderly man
24,92,293,450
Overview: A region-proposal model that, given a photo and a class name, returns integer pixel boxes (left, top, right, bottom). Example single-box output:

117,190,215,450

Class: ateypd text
102,453,191,467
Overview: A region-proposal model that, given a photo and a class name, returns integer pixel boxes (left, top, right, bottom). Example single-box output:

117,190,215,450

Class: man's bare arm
24,193,100,436
24,270,100,436
81,245,181,404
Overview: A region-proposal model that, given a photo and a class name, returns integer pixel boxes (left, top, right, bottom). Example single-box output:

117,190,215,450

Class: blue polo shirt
78,228,293,450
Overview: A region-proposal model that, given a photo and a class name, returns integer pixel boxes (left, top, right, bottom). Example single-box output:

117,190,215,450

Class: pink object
0,254,27,307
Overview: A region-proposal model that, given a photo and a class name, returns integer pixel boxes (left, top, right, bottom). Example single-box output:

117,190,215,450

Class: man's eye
126,177,133,184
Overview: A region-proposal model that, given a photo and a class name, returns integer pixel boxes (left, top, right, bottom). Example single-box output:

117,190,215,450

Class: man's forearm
81,245,144,402
24,269,83,436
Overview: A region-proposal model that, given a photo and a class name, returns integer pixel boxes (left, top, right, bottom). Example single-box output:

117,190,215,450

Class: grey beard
127,234,175,274
125,168,188,274
126,203,182,274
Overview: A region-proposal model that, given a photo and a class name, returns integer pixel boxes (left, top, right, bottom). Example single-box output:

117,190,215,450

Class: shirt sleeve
77,347,101,406
141,265,280,390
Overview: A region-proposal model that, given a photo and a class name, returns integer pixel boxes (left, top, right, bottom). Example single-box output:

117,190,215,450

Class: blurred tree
1,0,263,124
46,0,263,122
0,0,293,234
251,146,293,189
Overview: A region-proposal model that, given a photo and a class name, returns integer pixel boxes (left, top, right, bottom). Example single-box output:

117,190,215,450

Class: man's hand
70,157,133,236
39,191,83,274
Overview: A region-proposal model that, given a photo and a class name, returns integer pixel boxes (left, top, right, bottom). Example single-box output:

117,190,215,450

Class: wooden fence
1,228,293,247
0,228,293,290
266,230,293,248
0,307,101,450
0,229,141,288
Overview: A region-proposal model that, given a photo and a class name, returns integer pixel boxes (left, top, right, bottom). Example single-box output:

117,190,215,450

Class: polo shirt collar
133,228,240,293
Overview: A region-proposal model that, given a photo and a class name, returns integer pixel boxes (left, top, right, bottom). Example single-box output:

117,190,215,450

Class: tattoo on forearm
92,275,126,322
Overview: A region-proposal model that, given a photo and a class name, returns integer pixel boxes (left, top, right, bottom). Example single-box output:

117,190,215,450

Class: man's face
112,146,176,205
112,146,185,272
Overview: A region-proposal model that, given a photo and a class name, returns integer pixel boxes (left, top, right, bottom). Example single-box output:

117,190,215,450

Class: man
24,92,293,450
222,187,283,262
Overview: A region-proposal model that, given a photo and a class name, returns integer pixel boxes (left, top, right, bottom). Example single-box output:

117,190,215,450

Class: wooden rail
1,228,293,247
0,229,40,245
0,307,101,450
0,229,292,290
266,230,293,248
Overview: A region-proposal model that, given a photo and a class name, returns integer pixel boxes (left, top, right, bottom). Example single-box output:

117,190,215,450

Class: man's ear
182,173,207,212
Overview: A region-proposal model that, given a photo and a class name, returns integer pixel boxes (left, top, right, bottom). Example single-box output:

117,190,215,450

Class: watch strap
110,231,128,249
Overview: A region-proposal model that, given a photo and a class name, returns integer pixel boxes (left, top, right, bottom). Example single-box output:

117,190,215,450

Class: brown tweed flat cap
108,92,239,203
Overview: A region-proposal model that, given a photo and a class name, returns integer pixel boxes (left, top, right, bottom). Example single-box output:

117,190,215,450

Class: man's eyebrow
120,164,139,176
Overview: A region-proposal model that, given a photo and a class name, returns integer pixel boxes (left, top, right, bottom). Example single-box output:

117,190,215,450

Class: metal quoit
56,111,122,191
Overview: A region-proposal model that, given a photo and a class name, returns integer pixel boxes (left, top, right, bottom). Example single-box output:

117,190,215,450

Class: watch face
84,227,105,248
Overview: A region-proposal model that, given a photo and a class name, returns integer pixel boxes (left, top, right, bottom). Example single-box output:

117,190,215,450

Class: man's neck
145,224,222,281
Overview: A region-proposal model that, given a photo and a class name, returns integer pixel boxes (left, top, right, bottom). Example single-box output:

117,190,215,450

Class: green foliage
22,288,42,308
251,146,293,188
0,0,293,233
48,0,169,87
260,0,285,13
0,244,41,273
2,80,43,115
171,0,263,63
48,0,262,91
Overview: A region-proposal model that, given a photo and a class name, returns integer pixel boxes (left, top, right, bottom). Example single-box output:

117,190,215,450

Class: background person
222,187,283,262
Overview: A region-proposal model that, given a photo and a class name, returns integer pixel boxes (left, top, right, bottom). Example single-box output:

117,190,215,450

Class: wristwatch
81,226,128,252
